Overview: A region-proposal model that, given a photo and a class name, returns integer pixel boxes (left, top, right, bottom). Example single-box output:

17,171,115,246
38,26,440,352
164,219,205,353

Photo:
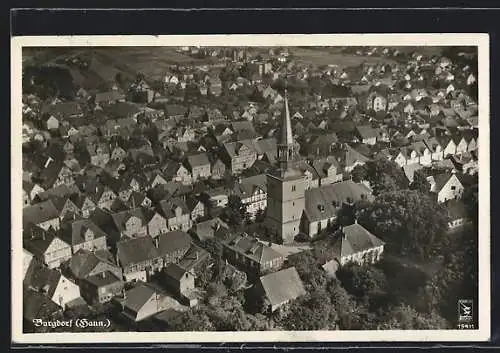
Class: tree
326,279,360,329
377,304,450,329
168,309,216,331
410,169,430,193
282,289,336,330
285,251,328,292
358,190,448,260
337,263,389,305
222,195,247,226
351,159,408,196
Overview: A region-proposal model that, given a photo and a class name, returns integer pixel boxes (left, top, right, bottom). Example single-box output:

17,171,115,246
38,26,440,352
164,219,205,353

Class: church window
292,185,296,192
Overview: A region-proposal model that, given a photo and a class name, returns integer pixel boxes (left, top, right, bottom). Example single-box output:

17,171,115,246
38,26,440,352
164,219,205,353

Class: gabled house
331,222,385,267
162,162,192,185
118,283,172,322
158,197,193,232
427,172,464,203
184,153,211,182
436,136,458,157
221,140,257,174
60,218,108,254
69,248,122,281
116,237,163,282
79,271,124,305
424,137,444,161
210,158,226,180
23,181,45,207
111,207,149,239
312,157,343,186
23,223,72,269
23,200,61,231
223,234,285,277
143,209,168,239
255,266,306,314
302,181,374,238
233,174,268,220
24,259,81,309
186,196,205,221
155,230,192,266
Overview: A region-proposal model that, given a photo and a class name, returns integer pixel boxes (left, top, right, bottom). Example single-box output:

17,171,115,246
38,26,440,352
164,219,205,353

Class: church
265,90,306,244
265,91,374,244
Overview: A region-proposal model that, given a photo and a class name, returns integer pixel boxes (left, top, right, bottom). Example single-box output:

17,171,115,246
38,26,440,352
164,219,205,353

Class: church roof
279,91,294,146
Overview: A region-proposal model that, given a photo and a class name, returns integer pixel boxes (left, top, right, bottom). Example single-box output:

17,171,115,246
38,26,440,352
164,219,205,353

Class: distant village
21,46,479,331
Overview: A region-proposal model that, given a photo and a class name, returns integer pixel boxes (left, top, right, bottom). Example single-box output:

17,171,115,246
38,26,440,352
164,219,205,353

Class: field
22,45,454,90
290,47,397,68
22,47,219,88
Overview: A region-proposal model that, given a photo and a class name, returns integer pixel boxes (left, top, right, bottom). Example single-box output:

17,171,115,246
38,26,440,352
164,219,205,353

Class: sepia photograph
11,34,490,343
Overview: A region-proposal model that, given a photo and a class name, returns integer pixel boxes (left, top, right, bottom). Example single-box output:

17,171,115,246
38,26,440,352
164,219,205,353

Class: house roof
69,248,118,279
225,234,283,264
122,283,158,314
309,132,339,147
186,153,210,169
433,172,462,192
192,217,229,242
34,185,79,202
343,144,371,168
111,207,148,233
163,262,189,281
158,198,190,219
223,139,256,158
60,219,108,246
23,287,61,321
339,223,385,257
253,138,277,156
117,236,159,267
177,243,211,272
95,90,125,103
304,181,374,222
156,230,192,256
356,125,379,140
402,163,425,183
84,270,122,287
42,102,82,118
259,267,306,308
23,200,61,228
23,259,62,299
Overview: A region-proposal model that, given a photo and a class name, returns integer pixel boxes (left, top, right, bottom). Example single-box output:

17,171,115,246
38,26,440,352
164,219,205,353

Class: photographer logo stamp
457,299,474,329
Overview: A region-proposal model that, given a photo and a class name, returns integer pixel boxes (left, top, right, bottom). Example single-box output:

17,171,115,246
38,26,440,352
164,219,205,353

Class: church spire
280,89,294,146
277,76,295,170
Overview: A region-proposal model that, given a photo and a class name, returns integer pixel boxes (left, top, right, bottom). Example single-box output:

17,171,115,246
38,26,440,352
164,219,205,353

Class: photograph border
11,33,491,344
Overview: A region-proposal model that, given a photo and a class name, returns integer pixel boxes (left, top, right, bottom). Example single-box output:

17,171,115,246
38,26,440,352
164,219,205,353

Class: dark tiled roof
163,262,188,281
340,223,385,257
84,270,122,287
23,259,62,299
117,237,159,267
259,267,306,308
23,287,61,321
69,248,117,279
60,219,108,247
225,234,283,265
23,200,60,228
156,231,192,257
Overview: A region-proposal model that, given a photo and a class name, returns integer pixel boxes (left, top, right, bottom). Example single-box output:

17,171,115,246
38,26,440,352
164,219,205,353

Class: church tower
265,90,306,244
